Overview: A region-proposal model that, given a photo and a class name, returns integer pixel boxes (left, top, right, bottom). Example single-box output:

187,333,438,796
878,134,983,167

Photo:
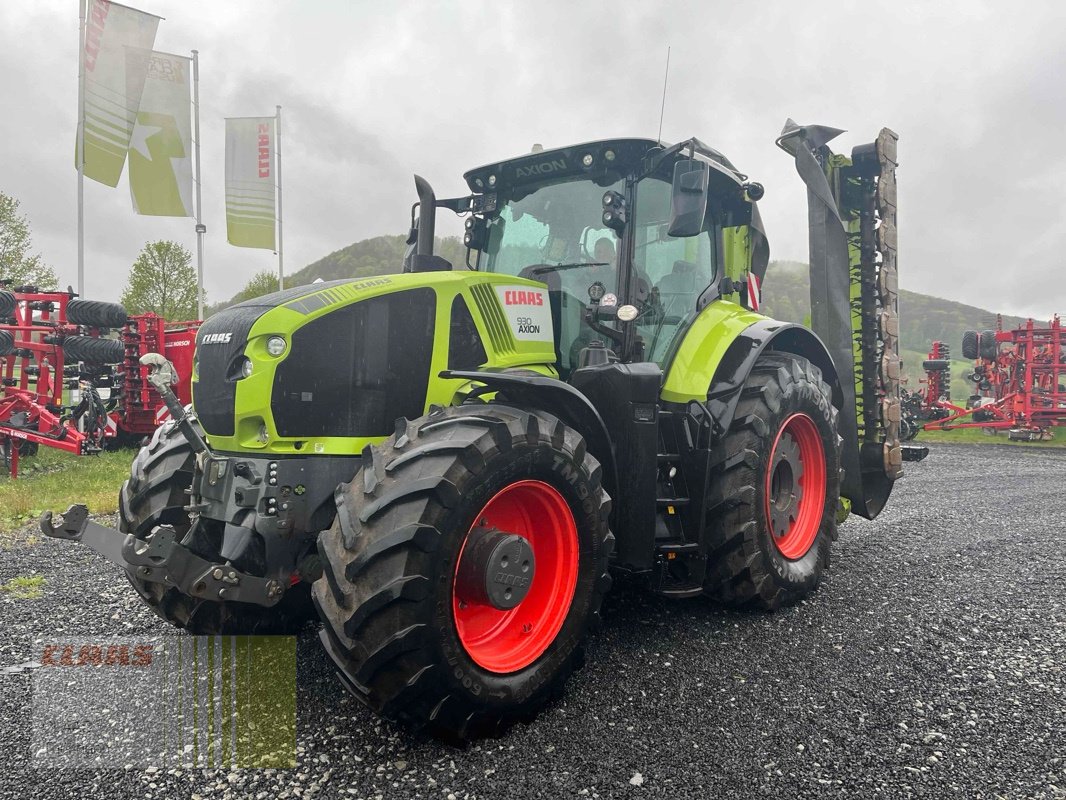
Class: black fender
440,370,618,499
706,319,840,440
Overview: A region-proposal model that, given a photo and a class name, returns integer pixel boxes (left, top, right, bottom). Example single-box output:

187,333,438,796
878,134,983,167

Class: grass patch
0,575,46,599
0,447,133,531
916,425,1066,447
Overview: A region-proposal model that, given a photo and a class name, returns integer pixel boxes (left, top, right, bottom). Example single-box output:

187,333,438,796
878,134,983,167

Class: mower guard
40,504,284,607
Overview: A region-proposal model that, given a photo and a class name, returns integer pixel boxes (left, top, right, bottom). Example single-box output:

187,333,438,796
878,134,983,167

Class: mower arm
40,504,284,606
777,120,925,520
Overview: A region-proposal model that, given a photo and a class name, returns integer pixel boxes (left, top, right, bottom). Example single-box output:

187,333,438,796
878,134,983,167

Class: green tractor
44,120,924,740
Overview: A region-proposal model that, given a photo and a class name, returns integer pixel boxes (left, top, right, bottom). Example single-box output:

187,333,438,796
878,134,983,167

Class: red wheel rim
765,413,827,560
452,480,579,674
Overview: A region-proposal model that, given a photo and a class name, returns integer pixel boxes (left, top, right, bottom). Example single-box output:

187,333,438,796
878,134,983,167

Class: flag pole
192,49,205,320
275,105,284,291
77,0,87,297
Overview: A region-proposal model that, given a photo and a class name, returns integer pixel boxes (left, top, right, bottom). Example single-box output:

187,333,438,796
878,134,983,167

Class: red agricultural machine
903,316,1066,441
0,284,199,477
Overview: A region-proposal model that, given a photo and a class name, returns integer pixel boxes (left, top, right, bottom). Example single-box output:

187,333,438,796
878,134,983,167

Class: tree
232,270,280,304
120,240,203,320
0,191,58,289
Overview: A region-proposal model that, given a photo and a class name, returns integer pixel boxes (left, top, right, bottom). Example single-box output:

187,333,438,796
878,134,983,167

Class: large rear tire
961,330,980,360
703,352,841,610
0,330,13,356
0,290,15,320
119,418,315,635
67,299,128,328
313,404,613,742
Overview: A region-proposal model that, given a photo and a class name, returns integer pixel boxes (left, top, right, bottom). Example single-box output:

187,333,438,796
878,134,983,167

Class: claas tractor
43,120,924,741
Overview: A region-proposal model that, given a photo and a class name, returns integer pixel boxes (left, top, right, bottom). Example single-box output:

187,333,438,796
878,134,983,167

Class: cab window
633,177,717,365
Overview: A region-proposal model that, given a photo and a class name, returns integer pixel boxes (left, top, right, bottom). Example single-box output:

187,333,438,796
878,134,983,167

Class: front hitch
40,504,285,606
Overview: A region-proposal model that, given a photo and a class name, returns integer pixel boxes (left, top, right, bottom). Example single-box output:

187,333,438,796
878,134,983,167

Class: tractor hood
192,272,557,455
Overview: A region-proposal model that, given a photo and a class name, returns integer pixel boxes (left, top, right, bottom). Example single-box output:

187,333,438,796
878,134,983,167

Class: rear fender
703,319,840,442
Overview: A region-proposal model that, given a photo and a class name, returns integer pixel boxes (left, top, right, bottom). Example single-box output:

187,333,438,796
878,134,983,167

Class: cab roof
463,137,746,195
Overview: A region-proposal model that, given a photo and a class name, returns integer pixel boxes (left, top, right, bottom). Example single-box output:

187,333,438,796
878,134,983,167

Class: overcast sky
2,0,1064,318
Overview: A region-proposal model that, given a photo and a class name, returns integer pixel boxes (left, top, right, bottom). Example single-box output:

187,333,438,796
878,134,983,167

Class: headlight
240,357,253,378
266,336,286,356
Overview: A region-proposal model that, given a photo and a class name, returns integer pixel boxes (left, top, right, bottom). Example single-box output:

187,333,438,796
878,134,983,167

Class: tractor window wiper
525,262,608,275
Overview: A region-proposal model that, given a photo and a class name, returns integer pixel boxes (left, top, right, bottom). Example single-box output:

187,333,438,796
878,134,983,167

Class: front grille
271,288,436,438
192,306,263,436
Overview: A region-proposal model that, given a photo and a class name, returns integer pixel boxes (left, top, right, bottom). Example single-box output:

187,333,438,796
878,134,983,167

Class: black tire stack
979,329,999,360
66,299,128,328
0,289,15,320
62,335,125,365
0,330,13,356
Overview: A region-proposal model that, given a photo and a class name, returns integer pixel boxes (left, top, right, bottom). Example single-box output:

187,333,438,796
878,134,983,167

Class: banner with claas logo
78,0,161,187
225,116,277,249
129,51,194,216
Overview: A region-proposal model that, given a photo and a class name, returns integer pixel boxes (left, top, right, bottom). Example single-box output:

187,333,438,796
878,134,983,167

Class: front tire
313,404,613,742
703,352,841,610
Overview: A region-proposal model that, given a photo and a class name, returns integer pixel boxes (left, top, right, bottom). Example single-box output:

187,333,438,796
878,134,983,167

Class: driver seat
655,260,698,296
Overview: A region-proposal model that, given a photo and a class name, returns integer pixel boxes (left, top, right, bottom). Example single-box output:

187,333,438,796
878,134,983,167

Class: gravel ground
1,442,1064,799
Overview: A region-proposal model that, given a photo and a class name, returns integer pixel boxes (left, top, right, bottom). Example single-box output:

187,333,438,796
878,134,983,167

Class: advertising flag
79,0,161,186
128,52,193,216
225,117,276,250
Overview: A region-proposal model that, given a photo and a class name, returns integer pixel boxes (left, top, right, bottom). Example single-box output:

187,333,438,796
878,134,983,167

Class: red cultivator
0,285,200,477
903,316,1066,441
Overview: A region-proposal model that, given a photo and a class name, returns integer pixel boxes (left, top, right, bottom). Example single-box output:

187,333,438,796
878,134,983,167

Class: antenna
657,46,671,142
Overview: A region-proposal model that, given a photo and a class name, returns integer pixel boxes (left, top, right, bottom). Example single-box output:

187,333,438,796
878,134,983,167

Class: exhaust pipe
405,175,452,273
414,174,436,257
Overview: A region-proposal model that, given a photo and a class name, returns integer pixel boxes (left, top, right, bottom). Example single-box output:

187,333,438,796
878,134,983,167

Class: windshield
481,176,623,374
478,173,717,373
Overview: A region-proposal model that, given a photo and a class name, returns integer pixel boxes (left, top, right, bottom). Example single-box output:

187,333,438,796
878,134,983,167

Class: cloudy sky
2,0,1064,318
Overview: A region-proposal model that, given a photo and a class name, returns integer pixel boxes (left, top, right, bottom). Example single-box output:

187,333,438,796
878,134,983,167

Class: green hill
284,235,468,286
760,260,1026,356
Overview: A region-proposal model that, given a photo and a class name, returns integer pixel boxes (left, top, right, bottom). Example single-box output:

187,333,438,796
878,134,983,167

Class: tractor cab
410,138,765,378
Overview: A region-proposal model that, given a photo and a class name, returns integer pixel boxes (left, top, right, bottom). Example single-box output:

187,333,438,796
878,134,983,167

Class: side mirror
668,159,709,237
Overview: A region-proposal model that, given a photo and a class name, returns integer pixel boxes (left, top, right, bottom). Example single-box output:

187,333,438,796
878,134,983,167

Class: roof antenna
657,46,671,142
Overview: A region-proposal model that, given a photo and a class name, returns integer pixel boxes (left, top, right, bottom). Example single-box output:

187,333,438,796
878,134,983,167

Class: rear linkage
40,353,286,607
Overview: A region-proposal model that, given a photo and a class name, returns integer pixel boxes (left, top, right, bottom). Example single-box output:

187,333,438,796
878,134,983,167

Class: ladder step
656,497,690,507
657,453,680,462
